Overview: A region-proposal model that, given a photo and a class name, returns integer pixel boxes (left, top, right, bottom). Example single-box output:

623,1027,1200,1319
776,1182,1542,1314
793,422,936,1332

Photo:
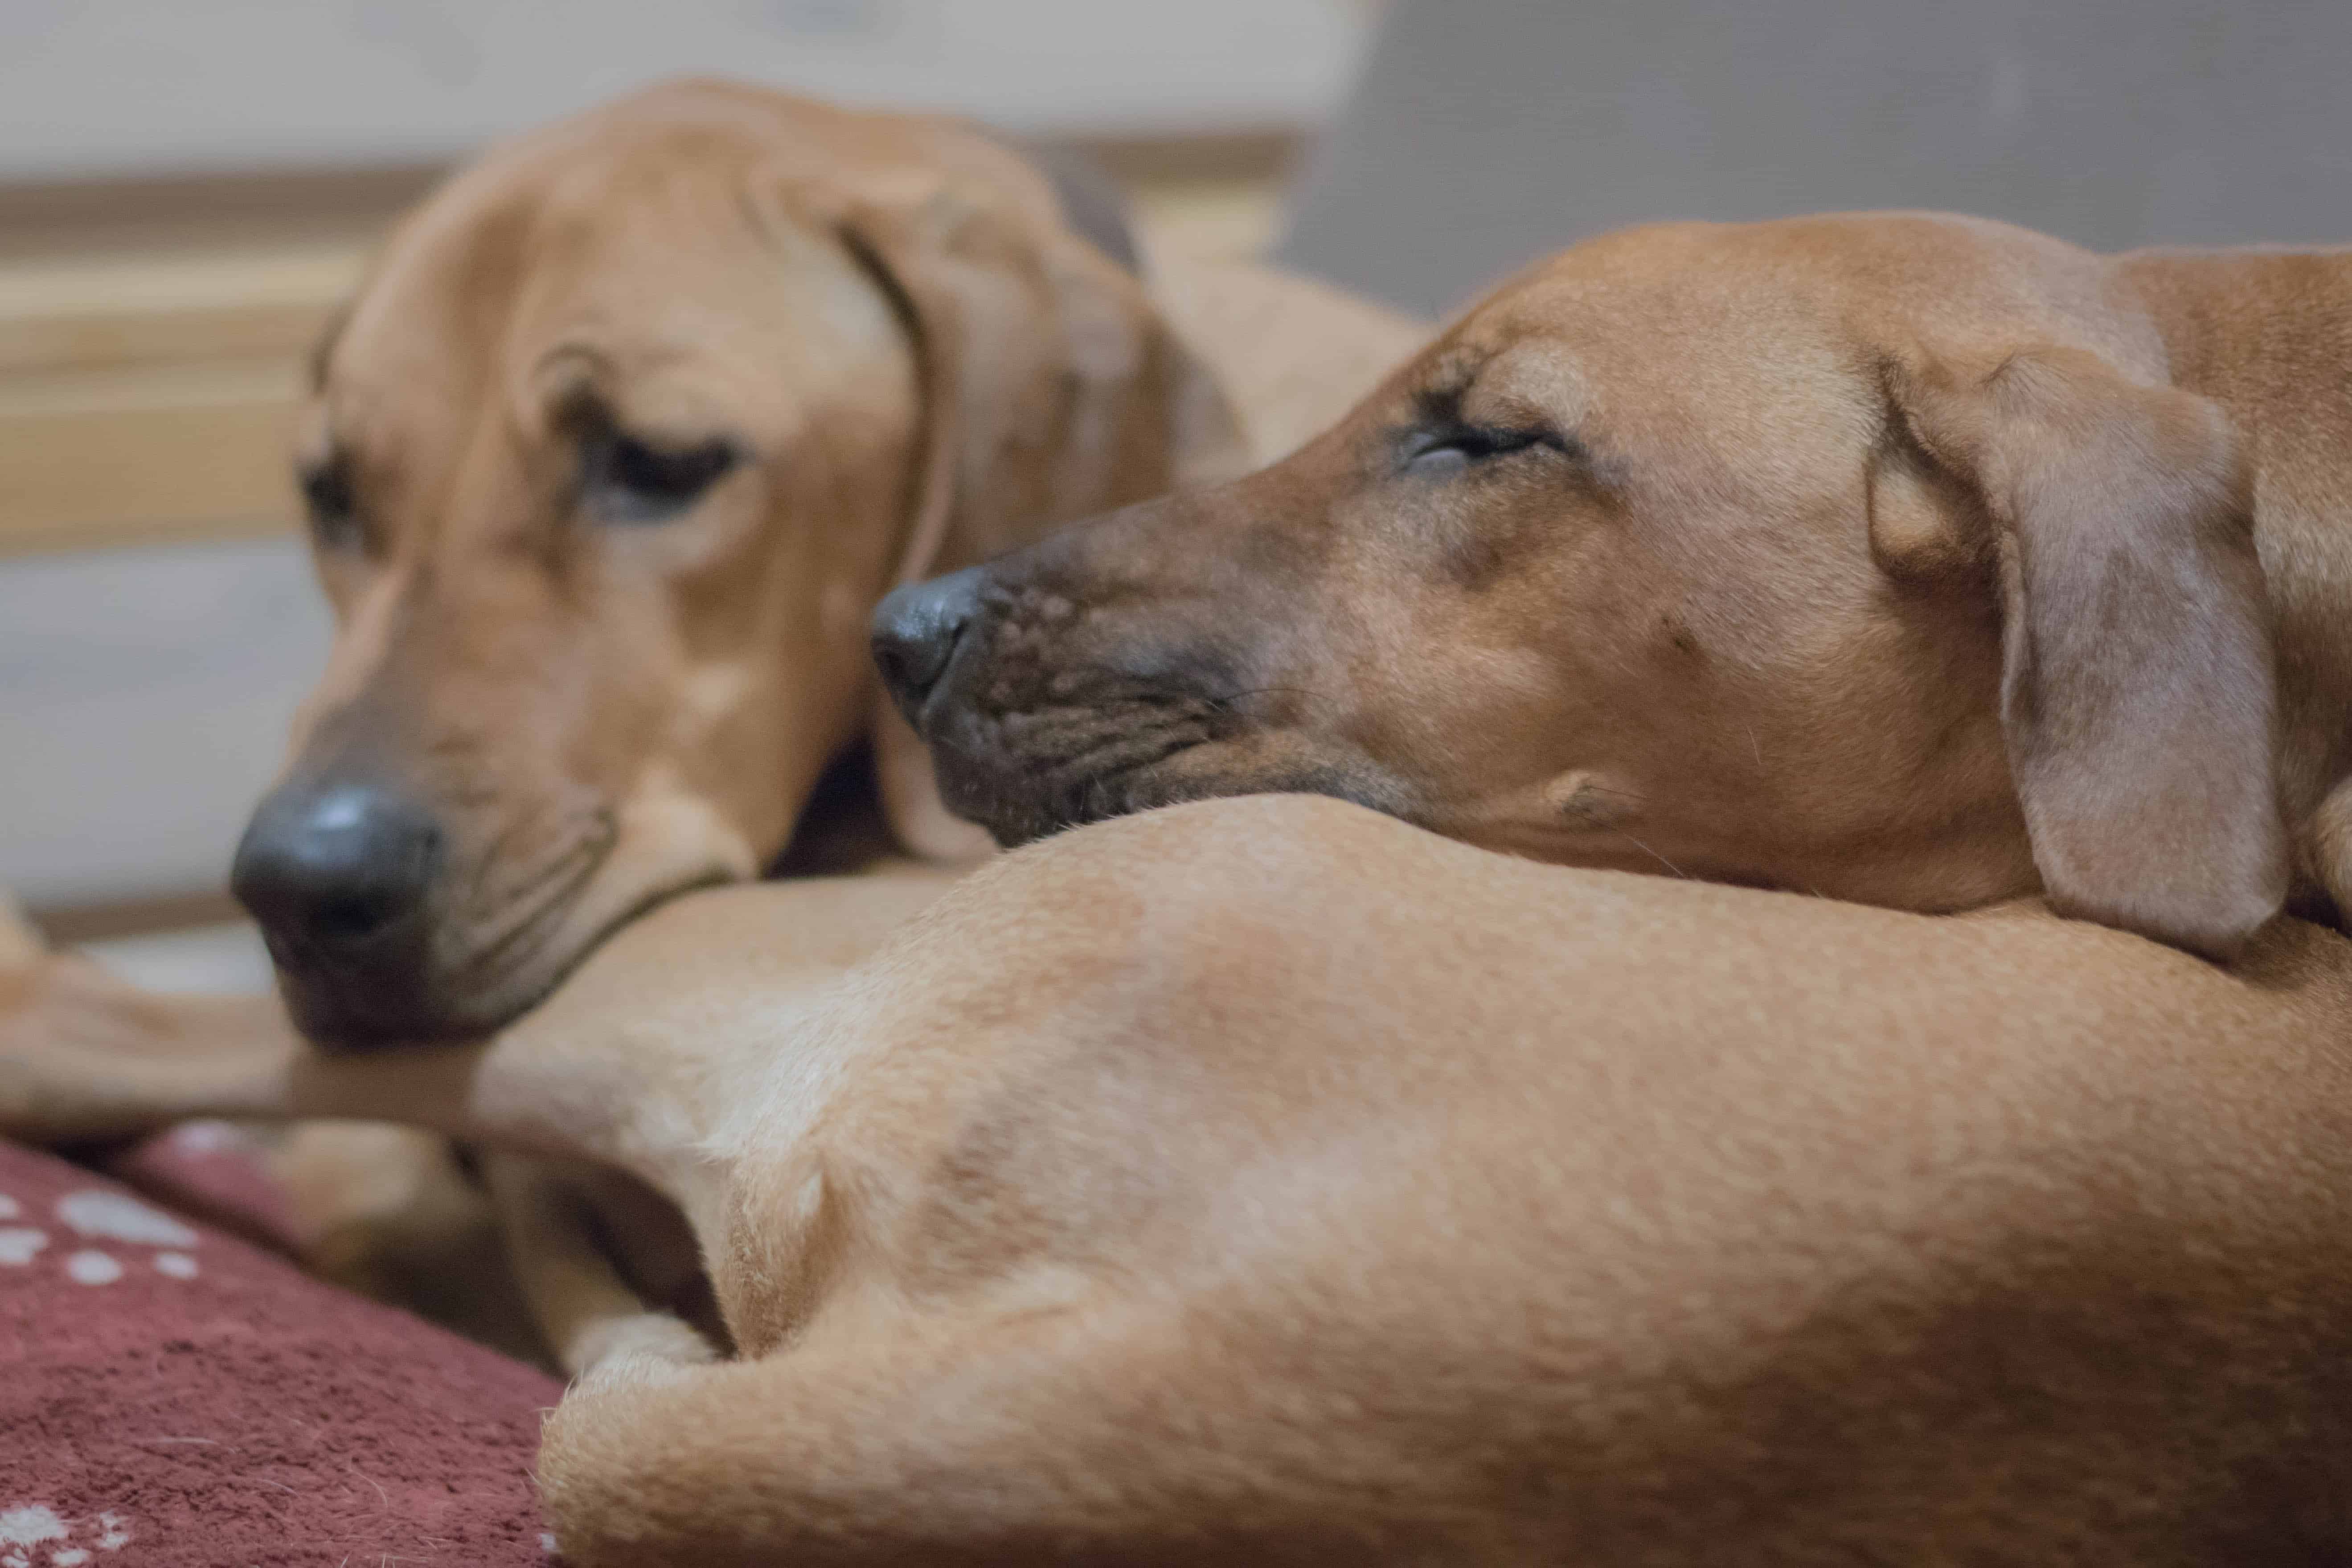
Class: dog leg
0,947,304,1145
534,1287,1494,1568
0,945,737,1371
2306,776,2352,923
0,976,742,1262
275,1124,552,1363
482,1151,720,1377
0,901,556,1349
538,1309,1148,1568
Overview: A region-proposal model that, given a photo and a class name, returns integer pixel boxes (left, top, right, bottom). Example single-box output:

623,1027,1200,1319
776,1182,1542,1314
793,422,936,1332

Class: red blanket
0,1139,562,1567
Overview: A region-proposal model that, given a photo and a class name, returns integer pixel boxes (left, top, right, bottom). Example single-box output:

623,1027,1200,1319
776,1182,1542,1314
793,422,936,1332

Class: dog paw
0,954,199,1143
567,1311,721,1392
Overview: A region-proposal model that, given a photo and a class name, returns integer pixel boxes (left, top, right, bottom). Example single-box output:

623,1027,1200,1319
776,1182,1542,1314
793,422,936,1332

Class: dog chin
281,871,724,1052
283,924,611,1052
280,976,500,1053
947,747,1414,850
930,760,1145,848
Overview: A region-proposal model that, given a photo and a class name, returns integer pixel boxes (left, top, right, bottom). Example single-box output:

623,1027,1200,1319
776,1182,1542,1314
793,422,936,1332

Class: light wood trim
0,243,363,375
0,163,443,264
0,238,361,556
0,356,309,554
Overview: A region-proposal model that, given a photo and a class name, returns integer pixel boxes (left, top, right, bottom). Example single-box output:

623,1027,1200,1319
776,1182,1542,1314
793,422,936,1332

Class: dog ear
1886,345,2285,959
836,176,1246,582
828,169,1247,860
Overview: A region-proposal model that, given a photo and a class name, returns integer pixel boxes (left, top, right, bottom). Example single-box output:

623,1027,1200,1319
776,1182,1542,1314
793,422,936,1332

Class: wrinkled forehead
1405,225,1891,468
309,156,567,456
312,139,896,455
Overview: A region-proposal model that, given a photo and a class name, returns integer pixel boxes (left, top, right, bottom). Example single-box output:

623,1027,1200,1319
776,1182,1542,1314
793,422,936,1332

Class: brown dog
8,794,2351,1563
879,211,2352,961
8,79,1422,1351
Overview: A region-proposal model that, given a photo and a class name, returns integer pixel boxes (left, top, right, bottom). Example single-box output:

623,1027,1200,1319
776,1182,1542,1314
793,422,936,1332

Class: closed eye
1398,425,1567,479
581,428,740,524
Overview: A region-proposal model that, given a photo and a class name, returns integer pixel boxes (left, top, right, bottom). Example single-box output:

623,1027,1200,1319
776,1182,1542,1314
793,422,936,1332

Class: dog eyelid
578,426,743,525
553,385,745,524
1397,423,1571,477
297,452,365,552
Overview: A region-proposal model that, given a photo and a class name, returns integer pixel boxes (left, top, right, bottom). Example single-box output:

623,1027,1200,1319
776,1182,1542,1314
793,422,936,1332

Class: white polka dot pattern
0,1187,202,1287
63,1253,122,1286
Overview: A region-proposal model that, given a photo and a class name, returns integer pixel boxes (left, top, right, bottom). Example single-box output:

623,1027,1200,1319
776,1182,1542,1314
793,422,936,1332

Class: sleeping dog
880,211,2352,962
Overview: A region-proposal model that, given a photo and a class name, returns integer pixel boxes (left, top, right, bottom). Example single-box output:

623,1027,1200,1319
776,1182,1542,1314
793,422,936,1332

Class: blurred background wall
1281,0,2352,317
0,0,1364,180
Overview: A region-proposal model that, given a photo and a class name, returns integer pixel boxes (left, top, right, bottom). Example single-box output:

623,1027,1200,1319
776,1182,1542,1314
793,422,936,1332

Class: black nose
872,566,983,721
231,780,443,955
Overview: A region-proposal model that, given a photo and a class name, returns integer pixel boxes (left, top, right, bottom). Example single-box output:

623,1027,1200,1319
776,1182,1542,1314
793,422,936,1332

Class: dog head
885,213,2284,960
234,80,1242,1045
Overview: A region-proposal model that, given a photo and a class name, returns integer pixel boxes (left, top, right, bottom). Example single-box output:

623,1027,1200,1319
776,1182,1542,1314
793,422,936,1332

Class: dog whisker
1206,685,1324,712
1606,826,1688,880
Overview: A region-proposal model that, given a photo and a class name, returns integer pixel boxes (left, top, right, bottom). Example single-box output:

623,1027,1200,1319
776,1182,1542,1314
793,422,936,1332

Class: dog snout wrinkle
232,780,444,956
872,567,984,721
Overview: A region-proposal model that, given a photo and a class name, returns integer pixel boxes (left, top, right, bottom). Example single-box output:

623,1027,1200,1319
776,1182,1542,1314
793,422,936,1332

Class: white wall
0,539,329,907
0,0,1371,181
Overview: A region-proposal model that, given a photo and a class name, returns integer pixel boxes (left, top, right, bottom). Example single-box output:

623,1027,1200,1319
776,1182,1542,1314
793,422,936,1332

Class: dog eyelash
1398,425,1564,477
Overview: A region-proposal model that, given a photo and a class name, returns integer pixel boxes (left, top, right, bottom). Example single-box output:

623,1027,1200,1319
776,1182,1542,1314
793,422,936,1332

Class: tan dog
13,78,1421,1349
879,211,2352,962
8,794,2352,1563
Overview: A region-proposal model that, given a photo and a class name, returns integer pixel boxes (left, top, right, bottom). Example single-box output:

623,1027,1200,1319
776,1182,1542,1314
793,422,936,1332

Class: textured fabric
102,1123,305,1259
0,1139,561,1568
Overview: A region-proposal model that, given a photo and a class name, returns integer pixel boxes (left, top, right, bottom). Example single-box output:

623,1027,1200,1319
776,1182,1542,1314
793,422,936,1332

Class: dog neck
2121,246,2352,438
2122,243,2352,917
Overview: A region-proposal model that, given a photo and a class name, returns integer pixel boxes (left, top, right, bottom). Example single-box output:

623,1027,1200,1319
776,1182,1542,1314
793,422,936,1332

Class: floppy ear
1886,345,2285,959
828,172,1248,860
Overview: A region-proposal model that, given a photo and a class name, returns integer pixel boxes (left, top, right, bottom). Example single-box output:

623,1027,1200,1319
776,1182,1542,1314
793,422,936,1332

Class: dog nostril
311,891,406,946
873,642,922,701
871,567,985,713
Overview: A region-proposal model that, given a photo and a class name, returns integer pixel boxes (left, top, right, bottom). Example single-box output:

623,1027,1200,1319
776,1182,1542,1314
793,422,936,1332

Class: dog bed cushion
0,1138,561,1567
